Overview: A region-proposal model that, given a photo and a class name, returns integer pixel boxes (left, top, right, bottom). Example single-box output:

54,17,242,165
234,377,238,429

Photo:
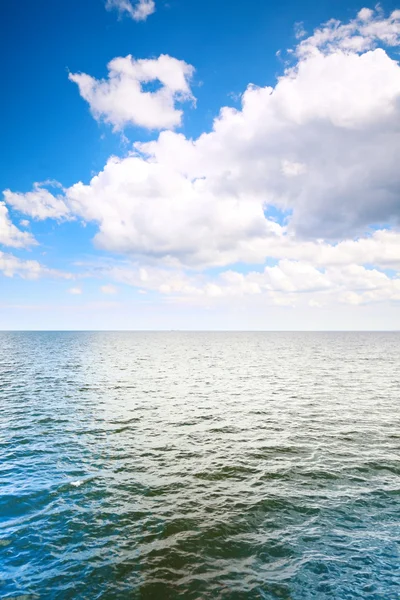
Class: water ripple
0,331,399,599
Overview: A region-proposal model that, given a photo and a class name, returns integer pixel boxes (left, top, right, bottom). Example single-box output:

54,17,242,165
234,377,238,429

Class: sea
0,331,399,599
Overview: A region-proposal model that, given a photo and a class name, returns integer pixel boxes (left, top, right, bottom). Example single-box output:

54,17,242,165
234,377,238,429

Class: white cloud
3,182,70,221
263,260,330,293
294,21,307,40
100,284,118,294
106,0,155,22
296,7,400,57
309,298,323,308
11,9,400,255
281,159,307,177
4,8,400,313
0,202,36,248
68,287,83,295
264,230,400,271
65,153,280,266
102,263,203,296
0,251,70,280
95,257,400,310
69,54,194,131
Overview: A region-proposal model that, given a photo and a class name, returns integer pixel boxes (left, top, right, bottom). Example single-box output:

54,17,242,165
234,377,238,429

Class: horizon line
1,329,400,333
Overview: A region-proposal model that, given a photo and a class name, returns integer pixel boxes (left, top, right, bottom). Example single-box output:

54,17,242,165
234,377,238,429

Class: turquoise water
0,331,399,599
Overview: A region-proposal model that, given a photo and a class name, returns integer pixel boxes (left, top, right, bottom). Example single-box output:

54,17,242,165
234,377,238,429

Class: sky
1,0,400,330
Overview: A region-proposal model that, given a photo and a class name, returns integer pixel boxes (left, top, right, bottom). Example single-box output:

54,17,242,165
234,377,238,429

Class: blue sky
1,0,400,329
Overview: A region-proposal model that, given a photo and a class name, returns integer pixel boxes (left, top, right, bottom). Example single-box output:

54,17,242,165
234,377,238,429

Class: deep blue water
0,331,399,599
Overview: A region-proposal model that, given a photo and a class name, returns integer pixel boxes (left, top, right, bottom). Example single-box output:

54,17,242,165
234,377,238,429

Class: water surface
1,332,399,599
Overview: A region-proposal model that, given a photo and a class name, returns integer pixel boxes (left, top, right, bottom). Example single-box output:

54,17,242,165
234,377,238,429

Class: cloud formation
51,9,400,263
3,8,400,310
0,202,36,248
100,284,118,294
96,257,400,308
0,251,70,280
106,0,155,22
69,55,194,130
296,7,400,56
4,182,69,221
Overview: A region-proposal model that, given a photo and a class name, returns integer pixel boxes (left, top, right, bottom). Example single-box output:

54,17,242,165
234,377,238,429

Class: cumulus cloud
0,202,36,248
69,54,194,130
286,230,400,270
68,287,83,295
4,7,400,310
65,154,281,266
106,0,155,22
62,8,400,253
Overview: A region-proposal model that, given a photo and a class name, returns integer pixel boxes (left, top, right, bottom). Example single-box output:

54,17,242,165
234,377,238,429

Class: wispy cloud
105,0,155,22
100,284,118,295
0,251,72,280
4,181,70,221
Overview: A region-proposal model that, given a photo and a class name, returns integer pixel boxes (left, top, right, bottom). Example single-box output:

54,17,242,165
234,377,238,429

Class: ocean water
0,331,399,600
